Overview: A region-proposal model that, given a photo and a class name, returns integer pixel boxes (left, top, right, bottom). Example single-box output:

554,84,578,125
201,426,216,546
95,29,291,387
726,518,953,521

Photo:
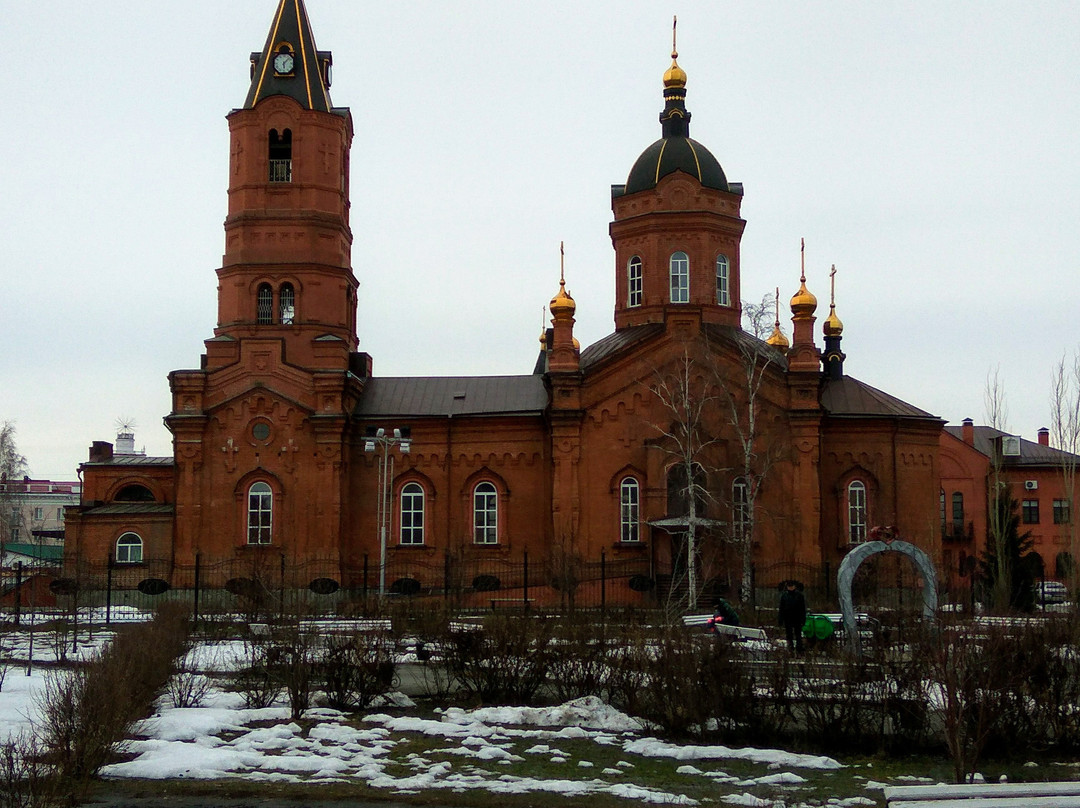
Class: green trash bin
801,613,835,641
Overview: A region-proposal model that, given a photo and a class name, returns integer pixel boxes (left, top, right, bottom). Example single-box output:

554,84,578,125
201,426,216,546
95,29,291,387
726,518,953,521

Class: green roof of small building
2,543,64,561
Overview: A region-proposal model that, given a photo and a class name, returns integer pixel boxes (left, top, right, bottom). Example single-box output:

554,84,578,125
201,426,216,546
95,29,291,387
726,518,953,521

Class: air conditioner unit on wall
1025,480,1039,491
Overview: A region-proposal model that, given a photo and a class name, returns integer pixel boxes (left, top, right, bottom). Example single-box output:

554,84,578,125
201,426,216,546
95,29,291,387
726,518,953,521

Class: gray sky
4,1,1079,480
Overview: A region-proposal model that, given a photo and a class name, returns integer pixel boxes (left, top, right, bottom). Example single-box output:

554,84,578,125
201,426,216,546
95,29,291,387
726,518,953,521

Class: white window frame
247,481,273,545
473,482,498,544
627,256,643,307
670,251,690,303
256,284,273,325
115,532,143,564
848,481,867,543
400,482,425,545
716,254,729,306
733,477,749,539
620,477,640,543
279,283,296,325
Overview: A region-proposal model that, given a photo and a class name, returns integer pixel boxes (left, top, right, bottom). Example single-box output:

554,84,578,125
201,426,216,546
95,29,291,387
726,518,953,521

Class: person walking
778,580,807,654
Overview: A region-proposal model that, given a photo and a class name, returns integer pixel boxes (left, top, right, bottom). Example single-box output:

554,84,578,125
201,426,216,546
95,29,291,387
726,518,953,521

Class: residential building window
669,251,689,303
247,481,273,544
1022,499,1040,524
848,481,867,543
733,477,749,539
400,482,425,545
628,256,643,307
1054,498,1072,525
256,284,273,324
952,492,964,530
57,507,64,522
473,482,498,544
620,477,640,543
716,254,729,306
33,507,43,521
115,532,143,564
10,528,18,542
279,283,295,325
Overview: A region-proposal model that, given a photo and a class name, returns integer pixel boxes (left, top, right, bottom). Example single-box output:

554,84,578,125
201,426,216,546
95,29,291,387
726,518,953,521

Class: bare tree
0,422,29,545
1049,352,1080,590
984,367,1013,612
709,294,787,603
649,347,722,611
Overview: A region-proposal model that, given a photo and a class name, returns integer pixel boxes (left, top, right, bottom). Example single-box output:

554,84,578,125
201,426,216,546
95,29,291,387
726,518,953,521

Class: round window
252,422,271,441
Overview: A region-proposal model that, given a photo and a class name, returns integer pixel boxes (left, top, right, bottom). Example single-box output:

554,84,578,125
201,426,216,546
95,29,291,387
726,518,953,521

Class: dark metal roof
81,504,175,516
355,376,548,418
821,376,939,421
943,425,1080,467
580,324,665,372
624,137,729,195
243,0,334,112
82,456,174,468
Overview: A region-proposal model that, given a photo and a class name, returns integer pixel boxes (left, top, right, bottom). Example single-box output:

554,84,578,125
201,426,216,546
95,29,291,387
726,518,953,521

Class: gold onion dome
824,304,844,337
790,279,817,317
766,324,790,351
663,51,687,88
539,329,549,348
550,278,576,317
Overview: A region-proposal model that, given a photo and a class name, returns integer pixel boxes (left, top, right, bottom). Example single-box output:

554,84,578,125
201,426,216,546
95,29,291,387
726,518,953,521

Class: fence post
600,550,606,618
105,554,113,626
362,553,369,615
279,553,286,620
193,553,201,630
443,551,450,603
523,549,529,610
13,561,22,627
750,562,756,608
824,561,831,598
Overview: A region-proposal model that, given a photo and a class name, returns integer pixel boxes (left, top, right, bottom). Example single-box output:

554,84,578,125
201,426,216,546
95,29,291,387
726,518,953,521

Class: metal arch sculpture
837,530,938,653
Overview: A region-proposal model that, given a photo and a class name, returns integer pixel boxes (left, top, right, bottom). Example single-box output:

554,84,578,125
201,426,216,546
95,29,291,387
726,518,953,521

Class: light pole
363,426,411,596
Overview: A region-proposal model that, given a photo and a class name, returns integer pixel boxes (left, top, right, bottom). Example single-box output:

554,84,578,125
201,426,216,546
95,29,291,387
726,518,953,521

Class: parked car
1037,580,1068,604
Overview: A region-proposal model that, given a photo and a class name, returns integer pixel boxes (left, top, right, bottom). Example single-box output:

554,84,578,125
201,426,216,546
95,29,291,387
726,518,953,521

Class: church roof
79,504,175,516
580,324,666,371
243,0,334,112
623,136,730,196
821,376,940,421
356,376,548,418
81,456,174,467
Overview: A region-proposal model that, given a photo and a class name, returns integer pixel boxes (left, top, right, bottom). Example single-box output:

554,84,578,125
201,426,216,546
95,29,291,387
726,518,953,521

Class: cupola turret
822,265,846,379
609,19,746,333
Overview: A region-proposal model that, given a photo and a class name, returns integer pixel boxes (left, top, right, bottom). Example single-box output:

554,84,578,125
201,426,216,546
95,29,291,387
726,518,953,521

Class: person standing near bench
778,580,807,654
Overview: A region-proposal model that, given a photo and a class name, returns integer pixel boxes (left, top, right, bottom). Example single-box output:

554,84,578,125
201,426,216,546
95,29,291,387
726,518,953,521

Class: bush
442,614,554,704
321,631,396,711
0,732,60,808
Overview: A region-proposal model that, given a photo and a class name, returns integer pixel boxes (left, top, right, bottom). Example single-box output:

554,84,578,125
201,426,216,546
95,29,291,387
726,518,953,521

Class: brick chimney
1038,427,1050,446
88,441,114,463
962,418,974,446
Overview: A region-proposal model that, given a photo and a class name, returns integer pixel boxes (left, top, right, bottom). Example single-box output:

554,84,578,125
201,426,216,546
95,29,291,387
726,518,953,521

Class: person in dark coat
708,598,741,634
778,580,807,654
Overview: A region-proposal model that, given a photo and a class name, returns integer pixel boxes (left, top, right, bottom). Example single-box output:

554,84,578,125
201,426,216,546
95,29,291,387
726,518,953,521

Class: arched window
114,484,155,503
247,481,273,544
939,488,946,529
669,251,689,303
256,284,273,324
732,477,749,540
115,532,143,564
620,477,640,543
952,492,964,530
848,481,867,543
473,482,498,544
400,482,425,545
279,283,295,325
716,255,729,306
627,256,643,307
268,128,292,182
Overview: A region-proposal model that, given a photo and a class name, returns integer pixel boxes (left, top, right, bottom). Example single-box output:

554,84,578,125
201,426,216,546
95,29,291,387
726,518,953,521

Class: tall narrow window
939,489,946,529
733,477,749,539
952,492,964,530
669,251,689,303
1054,498,1072,525
400,482,425,545
848,481,867,543
268,128,292,182
279,283,295,325
256,284,273,324
620,477,640,543
247,482,273,544
627,256,643,307
115,532,143,564
473,482,498,544
716,254,730,306
1022,499,1040,524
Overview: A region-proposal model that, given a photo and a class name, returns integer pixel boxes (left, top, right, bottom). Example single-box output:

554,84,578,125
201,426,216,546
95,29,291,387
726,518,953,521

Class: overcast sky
4,1,1079,480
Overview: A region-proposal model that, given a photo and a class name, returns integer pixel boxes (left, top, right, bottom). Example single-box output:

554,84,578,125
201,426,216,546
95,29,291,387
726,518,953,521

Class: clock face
274,52,295,74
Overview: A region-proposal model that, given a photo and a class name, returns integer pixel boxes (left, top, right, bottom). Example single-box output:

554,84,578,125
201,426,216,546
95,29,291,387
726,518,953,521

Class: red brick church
65,0,984,607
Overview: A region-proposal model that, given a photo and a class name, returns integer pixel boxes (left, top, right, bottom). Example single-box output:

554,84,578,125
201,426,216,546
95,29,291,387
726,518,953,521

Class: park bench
681,613,768,642
489,597,535,611
884,781,1080,807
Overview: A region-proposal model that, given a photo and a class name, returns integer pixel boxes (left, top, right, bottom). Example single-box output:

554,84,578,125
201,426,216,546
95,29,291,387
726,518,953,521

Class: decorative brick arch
837,534,937,653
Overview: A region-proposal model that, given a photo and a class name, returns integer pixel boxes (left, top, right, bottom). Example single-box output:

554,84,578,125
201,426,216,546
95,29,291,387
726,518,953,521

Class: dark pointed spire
244,0,333,112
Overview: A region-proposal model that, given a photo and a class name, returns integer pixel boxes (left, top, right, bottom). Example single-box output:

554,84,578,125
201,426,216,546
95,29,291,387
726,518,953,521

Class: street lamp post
363,427,411,596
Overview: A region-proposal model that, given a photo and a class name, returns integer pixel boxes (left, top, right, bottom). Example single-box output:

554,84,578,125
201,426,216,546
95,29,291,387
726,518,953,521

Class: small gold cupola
550,277,576,318
823,264,844,337
663,17,687,89
548,242,580,374
765,287,790,354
